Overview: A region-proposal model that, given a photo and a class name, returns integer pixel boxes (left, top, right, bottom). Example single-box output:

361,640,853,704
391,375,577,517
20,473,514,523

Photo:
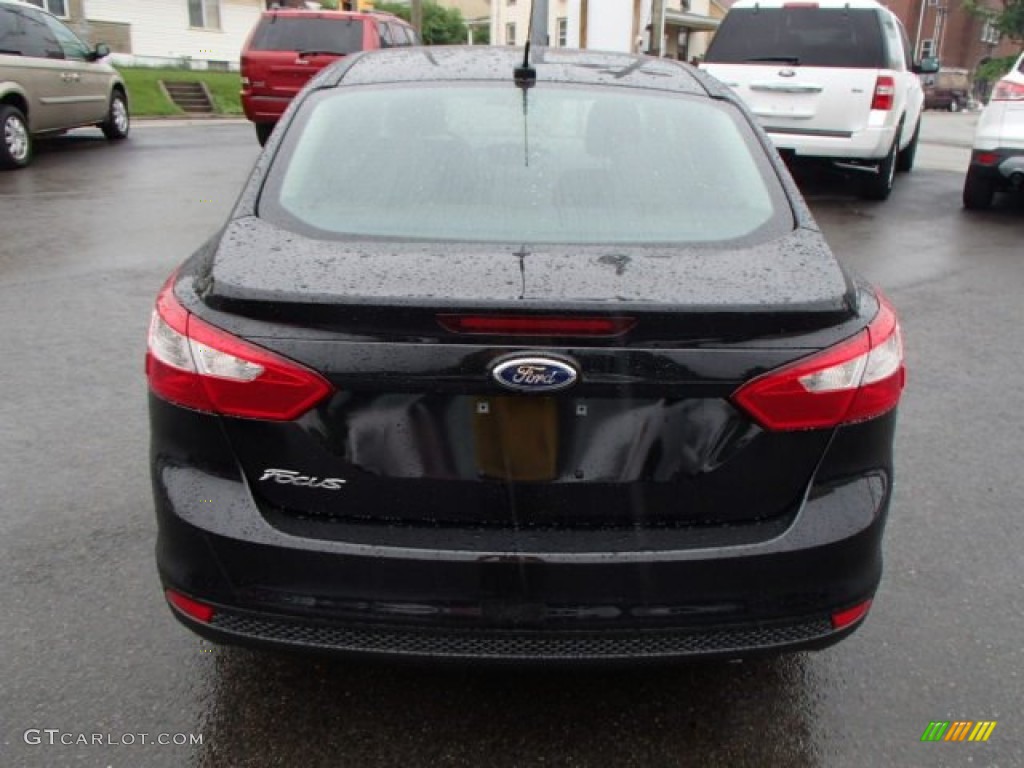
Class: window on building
980,20,1000,45
188,0,221,30
506,22,515,45
557,17,567,47
24,0,69,19
920,38,935,60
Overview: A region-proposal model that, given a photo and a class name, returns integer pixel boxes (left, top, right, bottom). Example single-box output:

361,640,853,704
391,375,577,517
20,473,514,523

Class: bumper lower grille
210,612,835,660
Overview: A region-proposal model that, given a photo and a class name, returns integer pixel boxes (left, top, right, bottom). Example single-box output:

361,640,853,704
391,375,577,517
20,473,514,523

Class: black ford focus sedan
147,46,904,661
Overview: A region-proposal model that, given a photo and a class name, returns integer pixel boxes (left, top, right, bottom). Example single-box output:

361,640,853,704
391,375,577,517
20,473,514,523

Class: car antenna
514,0,538,167
514,0,537,85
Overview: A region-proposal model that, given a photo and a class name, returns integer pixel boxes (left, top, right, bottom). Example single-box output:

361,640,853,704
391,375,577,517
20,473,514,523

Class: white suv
702,0,926,200
962,51,1024,210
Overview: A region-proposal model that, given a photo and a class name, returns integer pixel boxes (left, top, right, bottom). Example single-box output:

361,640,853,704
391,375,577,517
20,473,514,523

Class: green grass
116,67,243,116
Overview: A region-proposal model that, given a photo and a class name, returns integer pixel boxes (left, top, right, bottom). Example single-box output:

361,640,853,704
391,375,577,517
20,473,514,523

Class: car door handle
61,72,81,82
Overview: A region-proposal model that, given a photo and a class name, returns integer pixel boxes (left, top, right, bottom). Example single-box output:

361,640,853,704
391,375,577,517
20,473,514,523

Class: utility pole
650,0,665,57
411,0,423,37
530,0,550,46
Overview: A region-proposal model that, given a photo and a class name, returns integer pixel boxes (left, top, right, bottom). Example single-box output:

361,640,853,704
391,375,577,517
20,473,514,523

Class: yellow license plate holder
473,396,558,482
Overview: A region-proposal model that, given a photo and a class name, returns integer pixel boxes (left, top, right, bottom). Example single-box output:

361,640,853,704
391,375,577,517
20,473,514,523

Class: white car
702,0,927,201
962,52,1024,210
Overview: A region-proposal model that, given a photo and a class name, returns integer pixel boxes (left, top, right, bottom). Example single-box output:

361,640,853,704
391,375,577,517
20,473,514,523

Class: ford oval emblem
492,357,578,393
778,68,796,78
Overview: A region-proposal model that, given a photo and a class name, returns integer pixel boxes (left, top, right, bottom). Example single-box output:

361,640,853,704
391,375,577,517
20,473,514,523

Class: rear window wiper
297,49,348,58
744,56,801,64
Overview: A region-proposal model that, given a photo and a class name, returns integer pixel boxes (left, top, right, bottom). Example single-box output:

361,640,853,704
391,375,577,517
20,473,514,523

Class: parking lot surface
0,119,1021,767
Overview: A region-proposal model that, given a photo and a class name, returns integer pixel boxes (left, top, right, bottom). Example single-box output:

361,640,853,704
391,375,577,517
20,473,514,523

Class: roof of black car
327,46,715,98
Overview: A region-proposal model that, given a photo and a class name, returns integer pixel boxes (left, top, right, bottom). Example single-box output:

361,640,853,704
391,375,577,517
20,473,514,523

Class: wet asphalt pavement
1,119,1022,768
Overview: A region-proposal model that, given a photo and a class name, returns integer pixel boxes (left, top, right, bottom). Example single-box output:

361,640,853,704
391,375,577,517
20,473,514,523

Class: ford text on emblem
492,357,578,393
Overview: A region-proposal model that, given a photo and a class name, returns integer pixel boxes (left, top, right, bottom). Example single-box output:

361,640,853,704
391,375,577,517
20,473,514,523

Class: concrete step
161,80,213,113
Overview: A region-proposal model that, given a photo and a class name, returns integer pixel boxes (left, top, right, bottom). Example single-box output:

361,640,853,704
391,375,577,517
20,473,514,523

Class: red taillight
871,76,895,110
437,314,636,337
146,275,332,420
831,599,872,630
165,589,215,623
991,79,1024,101
974,151,999,166
732,295,905,431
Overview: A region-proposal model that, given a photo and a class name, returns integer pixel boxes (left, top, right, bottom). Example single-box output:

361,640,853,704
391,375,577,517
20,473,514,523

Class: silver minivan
0,0,129,169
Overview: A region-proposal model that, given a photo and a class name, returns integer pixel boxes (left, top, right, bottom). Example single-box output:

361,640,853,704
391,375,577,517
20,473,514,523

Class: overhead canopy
665,10,722,31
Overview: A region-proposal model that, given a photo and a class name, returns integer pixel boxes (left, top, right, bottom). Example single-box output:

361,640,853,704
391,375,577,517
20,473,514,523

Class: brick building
883,0,1020,72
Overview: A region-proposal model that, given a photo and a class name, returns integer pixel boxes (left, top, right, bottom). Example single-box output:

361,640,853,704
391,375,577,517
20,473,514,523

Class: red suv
240,9,419,145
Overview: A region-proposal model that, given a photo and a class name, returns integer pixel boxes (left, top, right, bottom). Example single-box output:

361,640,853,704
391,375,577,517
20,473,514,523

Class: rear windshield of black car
259,83,792,245
249,17,364,53
705,8,886,68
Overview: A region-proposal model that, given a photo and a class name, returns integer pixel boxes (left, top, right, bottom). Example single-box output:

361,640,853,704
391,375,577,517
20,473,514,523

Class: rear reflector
146,274,332,420
166,589,215,623
871,76,895,110
831,599,872,630
974,151,999,166
438,314,636,337
991,79,1024,101
732,294,905,431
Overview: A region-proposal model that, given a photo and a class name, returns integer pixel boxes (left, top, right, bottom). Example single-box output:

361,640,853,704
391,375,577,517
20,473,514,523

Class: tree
374,2,469,44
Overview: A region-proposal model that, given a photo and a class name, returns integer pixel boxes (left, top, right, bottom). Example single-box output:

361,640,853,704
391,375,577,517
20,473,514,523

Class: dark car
239,8,419,145
148,46,905,663
923,68,970,112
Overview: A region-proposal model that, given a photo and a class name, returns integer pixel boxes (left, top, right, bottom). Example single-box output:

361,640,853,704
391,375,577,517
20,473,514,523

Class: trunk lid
701,62,880,138
201,219,853,328
243,51,346,100
185,219,860,531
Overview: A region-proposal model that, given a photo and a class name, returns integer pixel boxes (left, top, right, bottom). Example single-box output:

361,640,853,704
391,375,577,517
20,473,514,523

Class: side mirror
91,42,111,60
915,56,940,75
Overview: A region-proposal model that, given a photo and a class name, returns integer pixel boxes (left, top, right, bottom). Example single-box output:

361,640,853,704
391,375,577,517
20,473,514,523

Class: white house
25,0,266,70
489,0,720,60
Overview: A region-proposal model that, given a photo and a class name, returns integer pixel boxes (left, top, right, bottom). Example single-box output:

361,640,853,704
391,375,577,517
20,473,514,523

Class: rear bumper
175,604,856,662
968,148,1024,190
765,122,897,162
153,443,892,662
241,93,291,124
